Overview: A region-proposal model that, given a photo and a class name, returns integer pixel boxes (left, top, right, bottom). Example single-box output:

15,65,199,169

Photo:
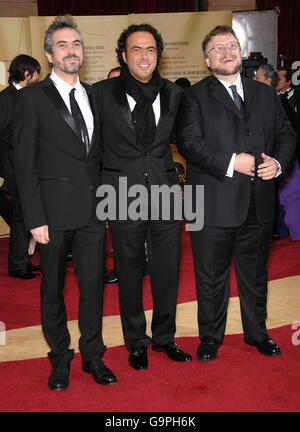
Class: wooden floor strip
0,275,299,362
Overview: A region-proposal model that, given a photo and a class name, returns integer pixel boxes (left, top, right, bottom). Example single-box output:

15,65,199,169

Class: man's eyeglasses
207,41,240,54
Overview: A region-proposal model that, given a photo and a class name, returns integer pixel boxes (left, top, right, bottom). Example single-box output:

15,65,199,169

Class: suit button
246,129,251,135
90,186,93,191
145,151,151,157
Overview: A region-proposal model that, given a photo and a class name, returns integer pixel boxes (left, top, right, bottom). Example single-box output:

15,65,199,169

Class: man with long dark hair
92,23,192,370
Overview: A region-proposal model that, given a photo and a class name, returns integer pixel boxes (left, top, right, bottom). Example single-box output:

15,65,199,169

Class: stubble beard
55,55,82,75
210,60,242,77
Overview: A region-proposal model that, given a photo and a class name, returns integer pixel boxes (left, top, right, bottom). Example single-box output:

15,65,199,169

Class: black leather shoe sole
196,340,219,362
152,344,192,362
244,339,282,356
9,270,40,279
48,380,69,391
196,352,217,362
48,370,69,391
82,362,117,385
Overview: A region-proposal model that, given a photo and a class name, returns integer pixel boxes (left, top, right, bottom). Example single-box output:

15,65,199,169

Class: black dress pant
0,185,12,226
37,215,106,362
191,185,273,344
109,219,181,350
6,180,31,272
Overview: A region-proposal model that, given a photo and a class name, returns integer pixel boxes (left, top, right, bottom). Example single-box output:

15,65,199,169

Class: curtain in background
37,0,195,16
257,0,300,67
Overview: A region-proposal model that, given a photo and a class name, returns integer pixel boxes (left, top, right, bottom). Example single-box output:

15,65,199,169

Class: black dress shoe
244,338,282,356
48,365,70,391
196,337,219,362
9,269,40,279
82,358,117,385
129,345,148,370
152,342,192,362
28,263,41,272
105,269,118,284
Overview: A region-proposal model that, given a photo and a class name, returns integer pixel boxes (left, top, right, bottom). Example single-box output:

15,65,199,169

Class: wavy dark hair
116,23,164,67
8,54,41,84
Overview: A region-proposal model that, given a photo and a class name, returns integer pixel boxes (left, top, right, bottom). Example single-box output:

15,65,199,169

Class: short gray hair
259,64,279,87
44,15,84,53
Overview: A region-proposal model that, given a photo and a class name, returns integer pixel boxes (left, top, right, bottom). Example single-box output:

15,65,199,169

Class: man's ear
205,57,211,68
45,50,53,65
122,51,127,65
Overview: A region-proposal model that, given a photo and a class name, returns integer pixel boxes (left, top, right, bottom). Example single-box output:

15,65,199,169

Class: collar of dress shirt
50,69,82,95
217,74,244,101
49,70,94,141
12,82,22,90
280,87,294,99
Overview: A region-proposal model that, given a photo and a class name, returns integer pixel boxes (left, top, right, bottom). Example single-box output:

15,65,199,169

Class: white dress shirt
12,82,22,90
217,74,281,178
50,70,94,142
126,93,161,125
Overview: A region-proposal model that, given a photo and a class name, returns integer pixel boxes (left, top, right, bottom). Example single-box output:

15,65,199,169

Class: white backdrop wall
233,9,278,67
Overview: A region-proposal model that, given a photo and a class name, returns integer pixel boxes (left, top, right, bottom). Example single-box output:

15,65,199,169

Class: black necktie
229,85,244,112
69,88,90,153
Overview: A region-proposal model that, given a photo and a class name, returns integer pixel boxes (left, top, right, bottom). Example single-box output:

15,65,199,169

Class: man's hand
234,153,255,176
30,225,49,244
257,153,279,180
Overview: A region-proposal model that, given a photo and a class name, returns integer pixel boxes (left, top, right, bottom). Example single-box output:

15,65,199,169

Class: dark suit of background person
176,25,296,362
277,68,300,167
92,24,192,371
13,15,116,391
0,55,41,279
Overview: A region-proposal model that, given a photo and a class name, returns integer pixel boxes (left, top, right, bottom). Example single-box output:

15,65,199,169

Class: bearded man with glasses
177,25,295,362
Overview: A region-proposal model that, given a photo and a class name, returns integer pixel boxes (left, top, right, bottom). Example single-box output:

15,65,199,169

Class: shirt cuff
273,158,282,177
226,153,236,177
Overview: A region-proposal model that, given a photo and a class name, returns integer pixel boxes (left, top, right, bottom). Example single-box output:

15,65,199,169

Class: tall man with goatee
177,25,296,362
92,24,192,370
13,15,116,390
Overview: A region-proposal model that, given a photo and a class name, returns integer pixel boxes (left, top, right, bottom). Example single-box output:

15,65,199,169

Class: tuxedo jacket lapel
42,76,80,140
208,75,245,122
112,80,135,133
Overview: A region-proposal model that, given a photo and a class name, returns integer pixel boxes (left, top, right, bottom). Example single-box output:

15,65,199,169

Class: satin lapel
209,75,244,121
42,77,81,140
112,80,135,133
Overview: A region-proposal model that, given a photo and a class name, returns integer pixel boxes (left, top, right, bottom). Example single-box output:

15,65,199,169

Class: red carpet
1,329,300,412
1,228,300,412
1,227,300,330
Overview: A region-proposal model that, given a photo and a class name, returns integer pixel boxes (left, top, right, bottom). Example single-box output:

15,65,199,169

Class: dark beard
210,61,242,76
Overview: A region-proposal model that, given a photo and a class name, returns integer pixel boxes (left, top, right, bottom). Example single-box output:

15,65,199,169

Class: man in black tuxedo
277,67,300,166
13,15,116,390
177,25,296,361
0,54,41,279
92,24,191,370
